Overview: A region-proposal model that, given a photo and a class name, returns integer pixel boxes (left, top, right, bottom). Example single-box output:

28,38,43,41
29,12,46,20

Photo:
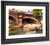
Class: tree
31,9,43,21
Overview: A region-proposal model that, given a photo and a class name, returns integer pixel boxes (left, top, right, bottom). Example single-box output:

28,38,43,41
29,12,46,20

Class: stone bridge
9,9,38,28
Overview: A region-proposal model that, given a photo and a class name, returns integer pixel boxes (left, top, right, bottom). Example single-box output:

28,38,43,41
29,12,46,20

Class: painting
1,1,49,44
5,6,46,39
9,8,43,35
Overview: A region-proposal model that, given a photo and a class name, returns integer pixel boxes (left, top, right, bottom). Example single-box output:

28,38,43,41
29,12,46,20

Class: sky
6,6,45,12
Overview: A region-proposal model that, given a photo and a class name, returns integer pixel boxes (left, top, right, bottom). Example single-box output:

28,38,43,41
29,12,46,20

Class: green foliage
31,9,43,16
9,27,25,35
31,9,43,20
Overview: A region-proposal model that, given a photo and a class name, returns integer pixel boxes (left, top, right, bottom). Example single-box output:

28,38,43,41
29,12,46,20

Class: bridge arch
23,17,38,24
9,14,18,23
